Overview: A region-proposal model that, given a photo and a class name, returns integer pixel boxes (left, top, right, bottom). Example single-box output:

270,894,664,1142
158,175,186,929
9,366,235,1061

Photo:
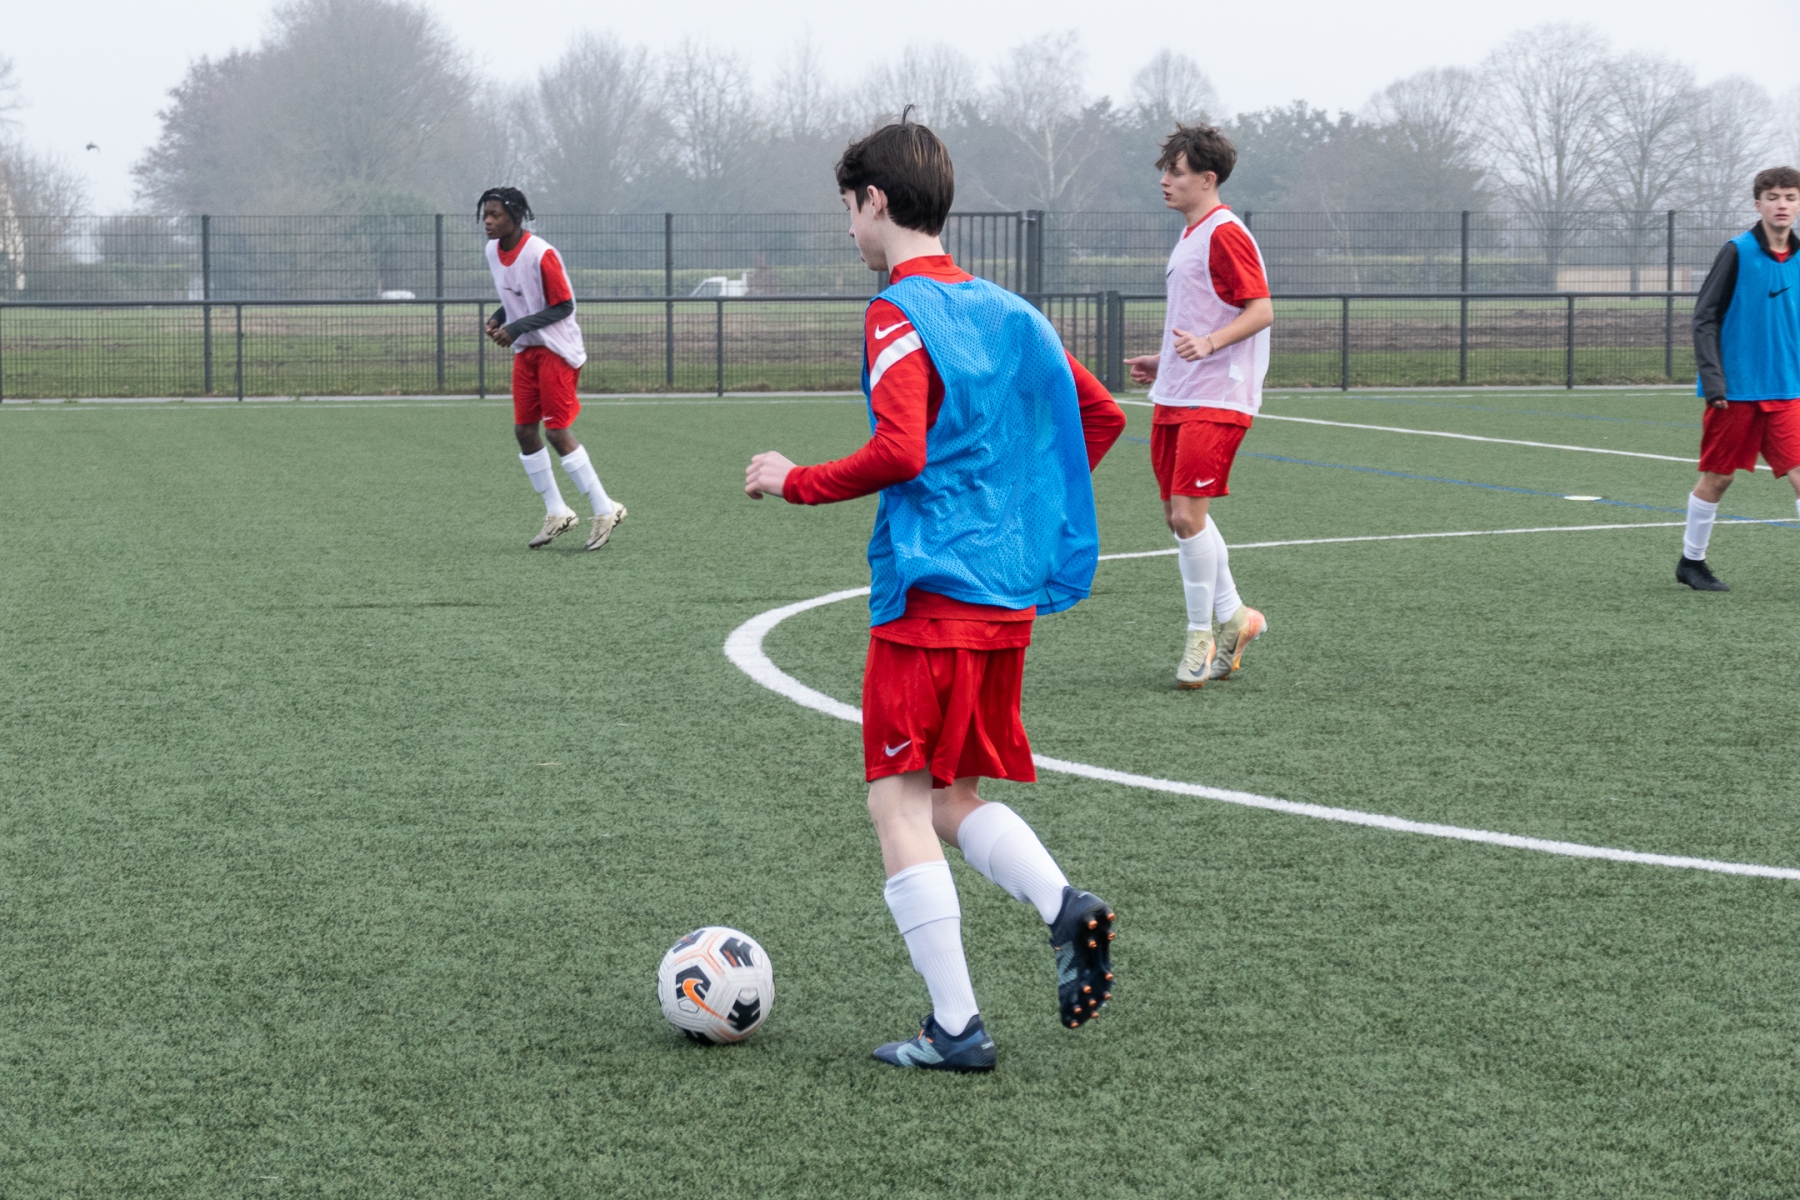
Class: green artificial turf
4,389,1800,1197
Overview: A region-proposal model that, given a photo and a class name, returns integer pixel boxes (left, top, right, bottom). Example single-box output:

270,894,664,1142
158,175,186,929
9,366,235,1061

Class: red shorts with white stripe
1698,399,1800,477
1150,410,1251,500
512,346,582,430
861,637,1035,788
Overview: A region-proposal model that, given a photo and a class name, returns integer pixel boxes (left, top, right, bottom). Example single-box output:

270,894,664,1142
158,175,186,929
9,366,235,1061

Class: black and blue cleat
872,1013,997,1073
1049,886,1115,1028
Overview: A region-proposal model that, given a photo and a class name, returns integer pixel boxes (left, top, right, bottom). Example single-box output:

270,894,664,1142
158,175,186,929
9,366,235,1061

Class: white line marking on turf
1095,521,1684,560
725,576,1800,882
1116,398,1767,470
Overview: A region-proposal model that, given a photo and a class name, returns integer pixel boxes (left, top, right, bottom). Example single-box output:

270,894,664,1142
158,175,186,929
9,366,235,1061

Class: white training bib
1148,208,1269,416
484,232,586,370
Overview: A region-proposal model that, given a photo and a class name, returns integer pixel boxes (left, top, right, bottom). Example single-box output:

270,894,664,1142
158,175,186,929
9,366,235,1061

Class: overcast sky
6,0,1797,212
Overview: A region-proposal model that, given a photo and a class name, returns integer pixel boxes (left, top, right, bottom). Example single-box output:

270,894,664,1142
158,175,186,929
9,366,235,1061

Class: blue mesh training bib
863,275,1100,627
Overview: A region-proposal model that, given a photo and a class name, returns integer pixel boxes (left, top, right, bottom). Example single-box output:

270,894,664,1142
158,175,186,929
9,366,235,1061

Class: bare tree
771,35,843,140
531,34,664,212
852,43,978,130
1479,23,1612,273
661,41,765,202
0,56,22,130
135,0,482,213
0,141,87,294
1367,67,1483,172
1781,86,1800,170
1130,50,1220,128
987,32,1111,210
1683,76,1778,217
1595,52,1696,288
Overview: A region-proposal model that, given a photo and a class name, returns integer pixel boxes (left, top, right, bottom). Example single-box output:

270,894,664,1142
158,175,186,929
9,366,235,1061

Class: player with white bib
480,187,625,551
1126,125,1274,689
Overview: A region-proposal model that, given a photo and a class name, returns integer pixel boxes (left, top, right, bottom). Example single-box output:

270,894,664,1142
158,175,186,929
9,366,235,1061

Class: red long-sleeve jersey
783,254,1126,646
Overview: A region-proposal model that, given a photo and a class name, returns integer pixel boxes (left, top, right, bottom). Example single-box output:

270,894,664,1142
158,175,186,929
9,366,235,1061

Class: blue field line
1270,393,1702,430
1116,434,1800,529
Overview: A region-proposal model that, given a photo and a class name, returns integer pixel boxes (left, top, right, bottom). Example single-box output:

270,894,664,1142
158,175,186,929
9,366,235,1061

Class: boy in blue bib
744,117,1126,1071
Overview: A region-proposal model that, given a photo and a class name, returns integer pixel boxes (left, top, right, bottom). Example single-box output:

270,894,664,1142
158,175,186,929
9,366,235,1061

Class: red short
1151,411,1250,500
1698,400,1800,477
862,636,1035,788
512,346,582,429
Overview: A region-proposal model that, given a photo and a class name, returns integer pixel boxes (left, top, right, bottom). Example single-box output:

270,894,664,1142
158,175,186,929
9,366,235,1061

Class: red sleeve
540,248,573,307
784,299,931,505
1209,223,1269,308
1066,353,1125,469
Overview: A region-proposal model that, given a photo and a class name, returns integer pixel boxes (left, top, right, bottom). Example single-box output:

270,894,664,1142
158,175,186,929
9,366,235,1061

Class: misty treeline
6,0,1800,226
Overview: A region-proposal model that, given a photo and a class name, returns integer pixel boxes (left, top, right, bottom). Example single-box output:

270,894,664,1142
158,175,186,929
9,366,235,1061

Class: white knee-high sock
1207,517,1241,623
957,802,1070,924
1175,524,1218,631
520,448,572,515
1684,493,1718,561
883,860,979,1036
558,444,617,517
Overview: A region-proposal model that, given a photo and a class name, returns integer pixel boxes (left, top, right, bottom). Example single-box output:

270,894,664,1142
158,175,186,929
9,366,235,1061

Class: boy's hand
1126,355,1159,384
487,321,515,348
746,451,797,499
1707,397,1730,410
1171,328,1216,362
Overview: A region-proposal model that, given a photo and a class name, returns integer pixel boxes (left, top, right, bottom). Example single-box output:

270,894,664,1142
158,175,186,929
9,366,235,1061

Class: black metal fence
0,291,1699,400
1,208,1757,303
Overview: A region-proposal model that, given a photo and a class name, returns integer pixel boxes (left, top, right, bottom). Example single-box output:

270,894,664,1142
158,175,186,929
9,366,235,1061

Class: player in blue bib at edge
744,114,1128,1072
1677,166,1800,591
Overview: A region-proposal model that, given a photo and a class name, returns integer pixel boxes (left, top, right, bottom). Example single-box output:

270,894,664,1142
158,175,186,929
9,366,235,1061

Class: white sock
957,802,1070,924
883,860,979,1036
1794,496,1799,523
1175,524,1218,631
1683,493,1718,561
1207,517,1241,623
558,444,617,517
520,448,572,516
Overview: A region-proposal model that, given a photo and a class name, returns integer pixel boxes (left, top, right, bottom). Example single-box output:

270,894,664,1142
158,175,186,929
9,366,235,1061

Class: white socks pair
1175,516,1241,631
519,445,616,518
882,803,1074,1037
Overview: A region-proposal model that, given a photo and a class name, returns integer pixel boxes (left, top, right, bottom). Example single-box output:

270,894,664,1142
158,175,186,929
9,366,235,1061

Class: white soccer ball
656,926,775,1044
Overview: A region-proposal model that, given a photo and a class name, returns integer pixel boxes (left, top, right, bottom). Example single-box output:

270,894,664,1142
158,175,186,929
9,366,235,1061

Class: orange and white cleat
1208,605,1267,681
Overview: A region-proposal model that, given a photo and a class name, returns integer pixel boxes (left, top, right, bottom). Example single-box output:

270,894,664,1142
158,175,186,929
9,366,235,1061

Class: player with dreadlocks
480,186,626,550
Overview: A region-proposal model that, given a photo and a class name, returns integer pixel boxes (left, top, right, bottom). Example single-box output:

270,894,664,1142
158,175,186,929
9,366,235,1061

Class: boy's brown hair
835,111,955,236
1156,123,1237,185
1753,166,1800,198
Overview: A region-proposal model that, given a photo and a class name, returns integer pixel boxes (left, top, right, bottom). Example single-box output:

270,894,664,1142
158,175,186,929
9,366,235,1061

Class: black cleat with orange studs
1048,886,1116,1028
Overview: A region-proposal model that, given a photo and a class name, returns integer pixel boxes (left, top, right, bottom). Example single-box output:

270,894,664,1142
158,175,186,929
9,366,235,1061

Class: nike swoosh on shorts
1195,478,1216,487
883,739,911,757
874,322,912,340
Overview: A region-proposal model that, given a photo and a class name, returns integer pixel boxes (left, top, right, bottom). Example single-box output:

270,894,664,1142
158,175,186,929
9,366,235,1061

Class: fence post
1565,294,1575,389
1665,209,1676,380
476,302,486,398
235,303,245,401
1340,296,1351,391
202,214,213,395
1459,210,1470,384
1104,291,1124,390
1024,210,1044,294
715,298,724,397
0,305,6,402
665,213,675,389
434,214,446,393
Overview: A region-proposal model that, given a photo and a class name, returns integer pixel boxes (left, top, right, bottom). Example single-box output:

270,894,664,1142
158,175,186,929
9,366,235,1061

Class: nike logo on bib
874,321,912,339
1771,286,1792,298
883,739,912,757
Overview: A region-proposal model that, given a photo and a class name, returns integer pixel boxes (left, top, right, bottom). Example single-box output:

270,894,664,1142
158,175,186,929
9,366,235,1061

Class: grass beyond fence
0,294,1700,400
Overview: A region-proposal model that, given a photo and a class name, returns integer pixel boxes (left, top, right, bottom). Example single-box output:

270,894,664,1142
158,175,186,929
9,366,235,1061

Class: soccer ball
656,926,775,1044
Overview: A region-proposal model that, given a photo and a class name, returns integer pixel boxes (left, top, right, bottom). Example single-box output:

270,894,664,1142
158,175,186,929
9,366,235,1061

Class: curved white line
725,586,1800,882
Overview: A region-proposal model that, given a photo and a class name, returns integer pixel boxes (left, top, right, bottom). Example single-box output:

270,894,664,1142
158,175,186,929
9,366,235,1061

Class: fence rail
0,291,1701,401
0,208,1758,303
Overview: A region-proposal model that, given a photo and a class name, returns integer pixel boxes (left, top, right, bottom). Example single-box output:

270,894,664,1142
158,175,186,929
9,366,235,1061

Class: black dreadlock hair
477,186,533,225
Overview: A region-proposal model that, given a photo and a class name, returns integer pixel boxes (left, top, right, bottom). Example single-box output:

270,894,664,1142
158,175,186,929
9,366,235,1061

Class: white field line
1097,522,1684,560
1116,397,1767,470
725,569,1800,882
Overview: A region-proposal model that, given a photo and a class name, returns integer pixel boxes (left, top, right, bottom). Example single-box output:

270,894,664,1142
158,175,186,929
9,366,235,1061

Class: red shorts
1698,400,1800,477
862,637,1035,788
1151,411,1250,500
512,346,582,429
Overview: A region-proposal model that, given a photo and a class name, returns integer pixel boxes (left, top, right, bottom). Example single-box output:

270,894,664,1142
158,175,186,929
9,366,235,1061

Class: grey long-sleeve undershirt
490,300,574,342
